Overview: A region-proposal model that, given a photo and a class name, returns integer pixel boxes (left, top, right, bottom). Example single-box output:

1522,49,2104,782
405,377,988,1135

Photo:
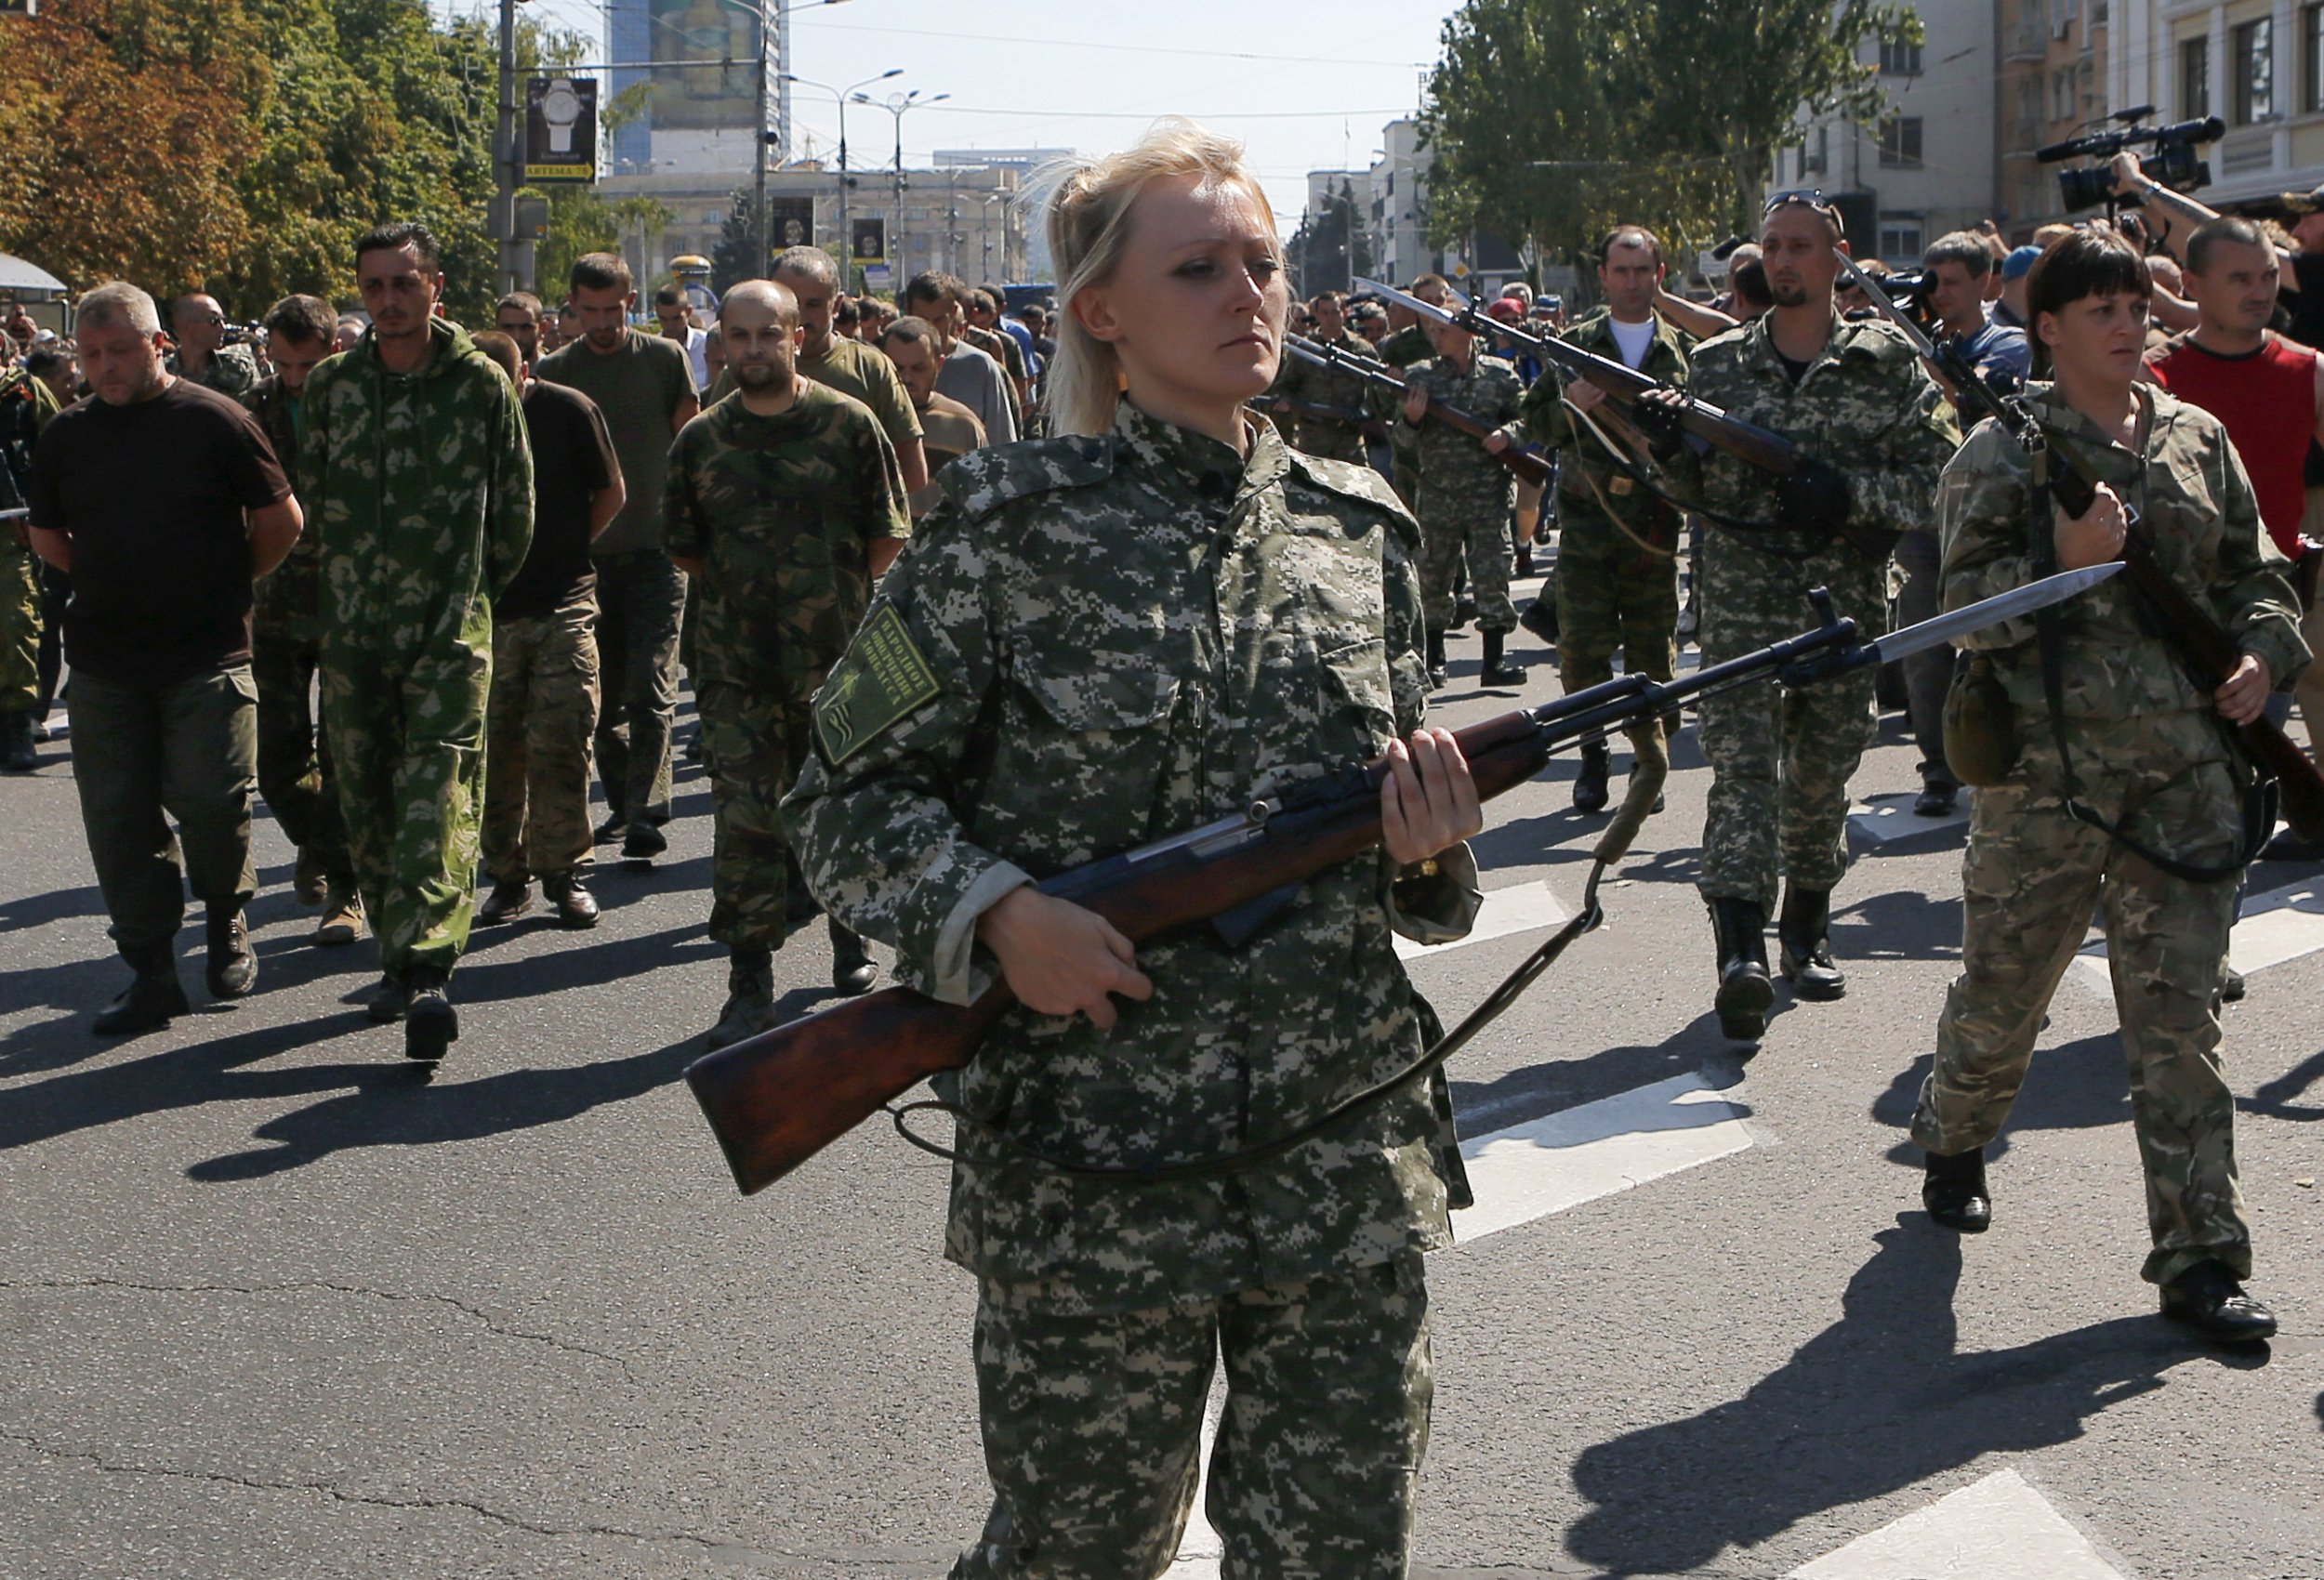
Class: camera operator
1922,231,2031,396
2108,151,2324,343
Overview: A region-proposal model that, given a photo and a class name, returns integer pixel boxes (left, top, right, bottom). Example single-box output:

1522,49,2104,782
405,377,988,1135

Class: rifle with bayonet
1282,334,1552,487
1356,277,1802,479
683,566,2119,1196
1837,250,2324,844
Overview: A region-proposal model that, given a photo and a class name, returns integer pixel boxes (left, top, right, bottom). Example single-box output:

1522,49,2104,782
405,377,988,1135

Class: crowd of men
4,231,1049,1060
10,154,2324,1339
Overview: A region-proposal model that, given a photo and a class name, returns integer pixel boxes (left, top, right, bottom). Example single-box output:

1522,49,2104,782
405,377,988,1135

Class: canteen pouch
1942,650,2018,787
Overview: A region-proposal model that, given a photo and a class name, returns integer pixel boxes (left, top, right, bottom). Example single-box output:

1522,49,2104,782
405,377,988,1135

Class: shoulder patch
939,434,1115,519
1839,319,1917,363
813,605,943,766
1287,451,1410,514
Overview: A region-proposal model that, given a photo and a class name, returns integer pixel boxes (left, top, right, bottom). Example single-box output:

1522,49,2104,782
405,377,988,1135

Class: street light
854,87,949,290
783,67,902,288
737,0,854,279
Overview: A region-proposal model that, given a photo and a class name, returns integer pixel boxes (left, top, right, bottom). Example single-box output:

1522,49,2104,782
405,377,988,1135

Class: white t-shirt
679,323,710,389
1609,315,1656,369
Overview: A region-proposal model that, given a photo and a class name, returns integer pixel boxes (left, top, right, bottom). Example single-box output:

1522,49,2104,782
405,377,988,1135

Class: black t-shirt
29,378,290,686
501,379,618,620
2283,255,2324,487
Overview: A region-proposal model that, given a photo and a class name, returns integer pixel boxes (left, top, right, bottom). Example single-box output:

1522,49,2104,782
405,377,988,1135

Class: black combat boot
2,711,34,773
1921,1146,1990,1233
2160,1261,2278,1345
1571,741,1611,813
1479,630,1527,687
92,945,191,1036
1708,897,1775,1044
366,974,409,1024
706,944,777,1049
403,967,459,1062
205,906,257,998
1776,885,1847,1000
830,918,877,995
1424,629,1448,689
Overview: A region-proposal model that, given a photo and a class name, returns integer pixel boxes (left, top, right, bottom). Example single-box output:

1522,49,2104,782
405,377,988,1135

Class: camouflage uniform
243,375,350,880
1672,313,1957,911
170,344,258,401
1267,325,1381,465
784,399,1479,1580
0,369,58,720
1911,386,2309,1286
1503,310,1693,738
302,319,534,982
1376,323,1433,507
1399,351,1525,636
664,380,910,949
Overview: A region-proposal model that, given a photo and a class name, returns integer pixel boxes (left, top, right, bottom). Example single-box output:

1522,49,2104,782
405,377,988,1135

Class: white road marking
1849,789,1972,845
2072,876,2324,994
1161,1393,1226,1578
1790,1468,2127,1579
1450,1071,1756,1244
1393,878,1569,960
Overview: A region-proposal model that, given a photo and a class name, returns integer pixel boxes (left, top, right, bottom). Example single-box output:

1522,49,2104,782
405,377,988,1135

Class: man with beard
664,280,909,1043
1638,193,1956,1045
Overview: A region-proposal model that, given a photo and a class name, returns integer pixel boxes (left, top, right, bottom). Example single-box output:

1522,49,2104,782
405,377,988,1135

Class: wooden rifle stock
1287,337,1552,487
684,712,1553,1195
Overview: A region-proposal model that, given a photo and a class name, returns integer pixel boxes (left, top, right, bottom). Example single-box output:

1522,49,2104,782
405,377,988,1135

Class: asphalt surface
7,581,2324,1579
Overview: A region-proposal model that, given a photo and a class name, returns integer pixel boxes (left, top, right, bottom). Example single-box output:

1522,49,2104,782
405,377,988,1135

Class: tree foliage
1423,0,1916,282
1288,180,1375,298
0,0,596,323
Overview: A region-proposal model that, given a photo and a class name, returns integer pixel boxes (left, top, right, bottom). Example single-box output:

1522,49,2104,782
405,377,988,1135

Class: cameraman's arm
2106,151,2229,264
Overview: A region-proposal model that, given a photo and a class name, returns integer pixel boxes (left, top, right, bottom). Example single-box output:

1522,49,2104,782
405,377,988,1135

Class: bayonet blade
1834,250,1946,363
1870,562,2121,665
1355,276,1460,330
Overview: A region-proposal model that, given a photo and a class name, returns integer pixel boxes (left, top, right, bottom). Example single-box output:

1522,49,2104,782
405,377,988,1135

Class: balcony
2004,21,2045,63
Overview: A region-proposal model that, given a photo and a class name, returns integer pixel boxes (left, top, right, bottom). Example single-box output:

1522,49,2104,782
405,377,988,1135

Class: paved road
7,587,2324,1579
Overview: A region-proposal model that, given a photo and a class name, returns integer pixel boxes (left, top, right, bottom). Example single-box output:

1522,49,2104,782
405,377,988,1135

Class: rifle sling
884,863,1617,1183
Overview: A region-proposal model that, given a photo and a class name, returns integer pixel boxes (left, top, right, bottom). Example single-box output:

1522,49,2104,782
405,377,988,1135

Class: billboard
650,0,759,132
524,76,599,182
768,197,815,255
851,218,886,265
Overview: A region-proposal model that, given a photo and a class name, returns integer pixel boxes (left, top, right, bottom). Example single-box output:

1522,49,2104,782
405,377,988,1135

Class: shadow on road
1869,1033,2133,1166
1564,1219,2265,1575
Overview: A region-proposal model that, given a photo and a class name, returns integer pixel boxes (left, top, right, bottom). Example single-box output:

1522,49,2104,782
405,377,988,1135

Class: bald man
168,295,257,398
663,280,912,1046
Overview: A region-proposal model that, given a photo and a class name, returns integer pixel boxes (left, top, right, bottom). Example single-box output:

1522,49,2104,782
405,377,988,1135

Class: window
2053,69,2074,123
1879,115,1923,167
2182,33,2211,120
2306,4,2324,112
1879,218,1924,262
2236,18,2276,123
1879,35,1921,75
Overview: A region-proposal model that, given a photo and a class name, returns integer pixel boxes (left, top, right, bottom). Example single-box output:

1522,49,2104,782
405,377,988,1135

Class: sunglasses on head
1763,189,1847,237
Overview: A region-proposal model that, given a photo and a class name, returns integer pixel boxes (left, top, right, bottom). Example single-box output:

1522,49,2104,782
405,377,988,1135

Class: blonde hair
1030,119,1278,438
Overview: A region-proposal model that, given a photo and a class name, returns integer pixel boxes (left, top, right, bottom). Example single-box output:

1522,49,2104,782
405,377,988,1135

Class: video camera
2037,105,2221,213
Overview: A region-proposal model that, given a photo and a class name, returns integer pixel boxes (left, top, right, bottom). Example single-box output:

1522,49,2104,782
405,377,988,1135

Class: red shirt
2148,332,2316,558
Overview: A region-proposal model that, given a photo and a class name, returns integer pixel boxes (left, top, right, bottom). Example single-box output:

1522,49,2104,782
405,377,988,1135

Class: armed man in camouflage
666,280,910,1047
245,294,364,945
1400,309,1527,687
785,125,1482,1580
1264,289,1382,464
0,355,59,771
1639,193,1957,1042
1492,225,1693,813
303,223,534,1063
1912,230,2305,1344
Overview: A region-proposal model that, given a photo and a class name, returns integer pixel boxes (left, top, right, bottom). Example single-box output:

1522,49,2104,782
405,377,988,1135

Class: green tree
1289,179,1375,297
709,190,759,295
1422,0,1915,280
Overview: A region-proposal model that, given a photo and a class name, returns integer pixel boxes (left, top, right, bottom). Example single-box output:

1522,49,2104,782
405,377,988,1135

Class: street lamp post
782,67,902,288
855,87,948,290
746,0,852,279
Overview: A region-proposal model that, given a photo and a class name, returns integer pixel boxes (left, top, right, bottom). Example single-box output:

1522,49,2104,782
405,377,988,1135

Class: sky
445,0,1449,234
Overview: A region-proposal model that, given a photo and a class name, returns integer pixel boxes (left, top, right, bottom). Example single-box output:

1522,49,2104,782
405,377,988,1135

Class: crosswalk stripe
1393,878,1569,960
1789,1468,2127,1578
2071,875,2324,994
1449,1070,1756,1244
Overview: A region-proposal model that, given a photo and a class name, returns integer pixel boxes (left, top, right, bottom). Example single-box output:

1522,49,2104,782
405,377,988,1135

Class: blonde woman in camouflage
785,119,1484,1578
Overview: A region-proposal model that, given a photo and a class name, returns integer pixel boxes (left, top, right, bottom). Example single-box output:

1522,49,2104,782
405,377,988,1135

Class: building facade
2119,0,2324,212
1770,0,2002,263
1997,0,2115,237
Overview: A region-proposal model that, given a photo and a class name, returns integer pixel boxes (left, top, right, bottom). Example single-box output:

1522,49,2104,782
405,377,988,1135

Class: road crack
0,1276,635,1376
